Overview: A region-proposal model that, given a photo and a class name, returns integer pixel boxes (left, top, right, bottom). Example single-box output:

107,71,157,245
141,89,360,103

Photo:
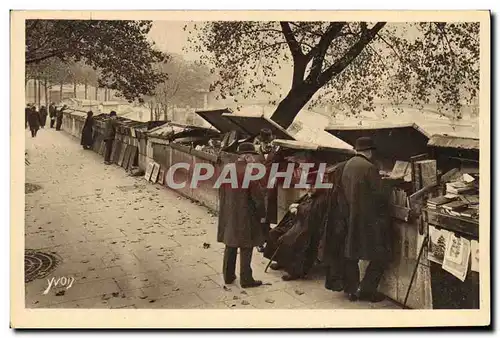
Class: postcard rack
422,207,479,309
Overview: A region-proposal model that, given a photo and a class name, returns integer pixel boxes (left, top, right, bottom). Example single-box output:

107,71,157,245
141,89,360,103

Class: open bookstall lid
325,123,431,160
272,139,356,155
427,134,479,150
222,113,295,140
195,109,247,134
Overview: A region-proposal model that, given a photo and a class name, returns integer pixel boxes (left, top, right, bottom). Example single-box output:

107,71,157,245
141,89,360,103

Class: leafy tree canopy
26,20,168,102
188,21,479,128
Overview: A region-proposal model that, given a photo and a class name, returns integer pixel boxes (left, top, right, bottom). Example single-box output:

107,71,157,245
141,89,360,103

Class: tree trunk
150,104,153,121
44,78,48,107
73,81,77,98
270,84,319,129
104,88,108,101
37,79,41,108
59,82,63,103
164,104,169,121
84,80,88,99
95,86,98,100
33,80,37,106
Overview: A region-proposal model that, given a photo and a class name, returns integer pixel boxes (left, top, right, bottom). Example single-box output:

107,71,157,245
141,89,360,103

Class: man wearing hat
253,128,275,157
217,142,268,288
340,136,391,303
103,111,118,164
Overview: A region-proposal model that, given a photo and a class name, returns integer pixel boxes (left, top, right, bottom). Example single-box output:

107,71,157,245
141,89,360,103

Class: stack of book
427,195,457,210
459,194,480,218
446,181,476,195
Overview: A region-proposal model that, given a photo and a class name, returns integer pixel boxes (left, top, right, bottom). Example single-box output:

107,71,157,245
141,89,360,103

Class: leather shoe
241,280,263,288
357,291,385,303
281,273,301,281
347,292,358,302
269,263,282,271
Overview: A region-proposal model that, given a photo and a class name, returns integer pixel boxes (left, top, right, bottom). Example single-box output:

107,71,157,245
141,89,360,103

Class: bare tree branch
280,21,305,59
316,22,386,87
307,22,346,77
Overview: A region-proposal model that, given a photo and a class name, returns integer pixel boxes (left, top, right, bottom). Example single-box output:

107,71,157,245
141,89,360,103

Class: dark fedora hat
237,142,257,154
260,128,273,140
355,137,377,151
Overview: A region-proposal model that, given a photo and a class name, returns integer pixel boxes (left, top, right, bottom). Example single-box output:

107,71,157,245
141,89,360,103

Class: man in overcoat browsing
103,111,118,164
341,137,392,303
217,142,268,288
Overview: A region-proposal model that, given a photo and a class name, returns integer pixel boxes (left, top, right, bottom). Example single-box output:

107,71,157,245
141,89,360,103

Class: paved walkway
24,128,398,309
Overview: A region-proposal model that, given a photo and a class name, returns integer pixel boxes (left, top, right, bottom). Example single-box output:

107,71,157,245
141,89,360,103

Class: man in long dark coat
322,161,349,292
217,142,267,288
49,102,56,128
39,105,48,128
103,111,118,164
81,111,94,149
27,105,41,137
55,105,66,131
340,137,392,302
25,104,31,129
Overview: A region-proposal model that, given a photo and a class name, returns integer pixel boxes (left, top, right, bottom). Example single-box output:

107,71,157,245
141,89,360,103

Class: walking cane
402,234,429,309
264,245,281,273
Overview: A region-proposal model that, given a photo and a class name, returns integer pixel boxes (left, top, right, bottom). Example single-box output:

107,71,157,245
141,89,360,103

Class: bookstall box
423,134,480,309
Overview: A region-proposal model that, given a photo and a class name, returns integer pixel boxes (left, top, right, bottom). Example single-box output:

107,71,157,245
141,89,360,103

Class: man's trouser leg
50,119,55,128
343,259,360,294
104,140,113,162
239,247,254,284
359,260,386,295
30,128,35,137
222,246,237,284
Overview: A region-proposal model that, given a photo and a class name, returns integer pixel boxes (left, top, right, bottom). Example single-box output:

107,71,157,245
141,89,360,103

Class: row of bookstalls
60,108,480,309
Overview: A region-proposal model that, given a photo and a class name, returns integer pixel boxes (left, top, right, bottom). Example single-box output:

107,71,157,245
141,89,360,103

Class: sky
148,21,202,61
148,20,294,96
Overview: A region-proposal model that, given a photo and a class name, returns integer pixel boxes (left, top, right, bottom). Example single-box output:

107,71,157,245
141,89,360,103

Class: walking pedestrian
27,105,41,137
340,137,393,303
217,142,268,288
55,105,66,131
49,102,56,128
81,111,94,150
39,105,48,128
103,111,117,164
25,104,31,129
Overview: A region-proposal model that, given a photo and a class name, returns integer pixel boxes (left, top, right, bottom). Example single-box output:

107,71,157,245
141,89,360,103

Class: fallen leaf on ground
241,300,250,306
233,295,239,300
55,290,65,296
265,298,275,304
203,243,210,249
295,290,305,295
